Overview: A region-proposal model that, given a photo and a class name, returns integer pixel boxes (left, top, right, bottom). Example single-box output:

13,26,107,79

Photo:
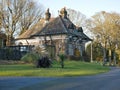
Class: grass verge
0,60,110,77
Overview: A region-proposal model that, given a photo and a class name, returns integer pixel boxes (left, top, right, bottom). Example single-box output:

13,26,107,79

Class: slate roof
17,15,91,41
16,18,54,39
33,16,69,36
33,16,91,41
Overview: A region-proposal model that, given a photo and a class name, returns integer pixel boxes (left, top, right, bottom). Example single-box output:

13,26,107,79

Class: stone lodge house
16,8,92,59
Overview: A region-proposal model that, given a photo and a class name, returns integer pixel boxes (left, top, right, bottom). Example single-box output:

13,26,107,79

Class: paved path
0,67,120,90
0,77,55,90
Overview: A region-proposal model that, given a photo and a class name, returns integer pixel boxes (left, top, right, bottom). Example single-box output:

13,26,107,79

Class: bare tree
87,11,120,65
0,3,1,29
66,8,93,37
0,0,44,46
19,0,44,35
67,8,86,27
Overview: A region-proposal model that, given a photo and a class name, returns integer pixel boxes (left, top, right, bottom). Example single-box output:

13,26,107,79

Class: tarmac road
0,77,56,90
0,67,120,90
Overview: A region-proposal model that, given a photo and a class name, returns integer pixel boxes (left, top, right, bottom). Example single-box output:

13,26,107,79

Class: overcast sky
35,0,120,18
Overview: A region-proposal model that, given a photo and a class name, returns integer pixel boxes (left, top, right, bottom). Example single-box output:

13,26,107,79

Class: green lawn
0,60,110,77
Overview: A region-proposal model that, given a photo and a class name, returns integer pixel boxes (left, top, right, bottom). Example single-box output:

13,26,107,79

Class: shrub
36,56,52,68
58,53,65,68
21,53,39,63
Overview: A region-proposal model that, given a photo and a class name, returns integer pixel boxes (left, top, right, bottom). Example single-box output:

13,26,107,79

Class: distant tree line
67,8,120,65
86,11,120,65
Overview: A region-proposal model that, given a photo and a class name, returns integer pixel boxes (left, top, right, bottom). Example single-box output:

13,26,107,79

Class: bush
58,54,65,68
36,56,52,68
21,53,39,63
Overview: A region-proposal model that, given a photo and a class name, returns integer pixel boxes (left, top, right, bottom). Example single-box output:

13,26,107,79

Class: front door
74,48,80,57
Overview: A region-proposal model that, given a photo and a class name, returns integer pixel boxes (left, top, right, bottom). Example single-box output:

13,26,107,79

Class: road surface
0,67,120,90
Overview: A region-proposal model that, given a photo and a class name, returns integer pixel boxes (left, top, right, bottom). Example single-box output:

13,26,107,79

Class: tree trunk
6,35,12,46
103,47,107,66
113,50,117,66
103,40,107,66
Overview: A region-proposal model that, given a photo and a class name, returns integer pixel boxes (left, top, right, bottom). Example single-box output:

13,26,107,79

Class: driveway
0,77,56,90
0,67,120,90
